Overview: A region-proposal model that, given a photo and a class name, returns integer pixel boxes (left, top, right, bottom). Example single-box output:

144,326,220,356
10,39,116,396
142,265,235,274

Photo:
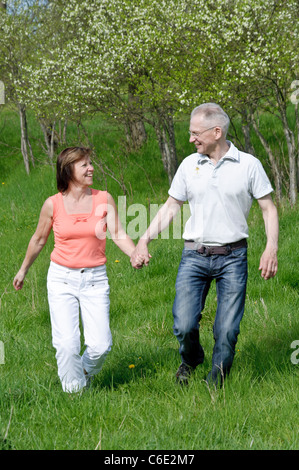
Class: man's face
189,115,217,155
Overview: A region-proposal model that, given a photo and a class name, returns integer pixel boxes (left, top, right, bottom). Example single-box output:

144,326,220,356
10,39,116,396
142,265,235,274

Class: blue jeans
172,247,248,385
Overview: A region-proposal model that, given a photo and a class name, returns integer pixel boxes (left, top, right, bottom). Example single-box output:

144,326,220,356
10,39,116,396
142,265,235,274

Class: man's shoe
175,363,193,385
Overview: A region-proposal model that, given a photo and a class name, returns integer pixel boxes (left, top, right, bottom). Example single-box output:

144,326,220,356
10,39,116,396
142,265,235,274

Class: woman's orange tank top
50,189,107,268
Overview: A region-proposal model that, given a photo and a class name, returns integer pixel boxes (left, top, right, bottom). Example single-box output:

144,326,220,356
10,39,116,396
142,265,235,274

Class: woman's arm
13,198,53,290
106,193,138,259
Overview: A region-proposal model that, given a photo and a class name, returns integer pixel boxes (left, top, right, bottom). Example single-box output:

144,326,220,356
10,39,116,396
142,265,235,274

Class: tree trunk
40,118,57,166
63,119,67,144
251,114,282,204
58,119,68,144
50,120,56,166
275,87,297,206
280,110,297,206
18,103,30,175
125,116,147,151
126,86,147,150
154,113,178,185
240,110,255,155
241,122,255,155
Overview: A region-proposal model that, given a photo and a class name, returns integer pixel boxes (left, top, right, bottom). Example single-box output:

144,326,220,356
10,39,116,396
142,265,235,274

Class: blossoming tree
6,0,299,203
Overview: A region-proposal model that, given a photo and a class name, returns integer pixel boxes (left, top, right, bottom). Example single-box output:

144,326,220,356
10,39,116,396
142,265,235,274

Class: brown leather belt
184,238,247,256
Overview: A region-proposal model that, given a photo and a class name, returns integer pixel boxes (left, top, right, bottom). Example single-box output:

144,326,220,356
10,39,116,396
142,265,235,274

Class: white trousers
47,261,112,393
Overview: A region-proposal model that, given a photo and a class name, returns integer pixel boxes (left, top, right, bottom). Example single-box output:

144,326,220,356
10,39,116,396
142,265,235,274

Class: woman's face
72,156,94,187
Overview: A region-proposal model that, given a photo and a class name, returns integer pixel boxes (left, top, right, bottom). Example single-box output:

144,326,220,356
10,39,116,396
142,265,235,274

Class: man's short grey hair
191,103,230,136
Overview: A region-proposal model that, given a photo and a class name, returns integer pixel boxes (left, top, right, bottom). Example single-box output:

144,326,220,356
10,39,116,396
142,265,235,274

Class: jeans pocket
88,267,109,291
47,263,70,286
231,247,247,258
182,248,198,258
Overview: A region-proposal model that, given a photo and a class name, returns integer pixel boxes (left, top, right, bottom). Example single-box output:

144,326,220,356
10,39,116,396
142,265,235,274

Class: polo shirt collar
197,141,240,164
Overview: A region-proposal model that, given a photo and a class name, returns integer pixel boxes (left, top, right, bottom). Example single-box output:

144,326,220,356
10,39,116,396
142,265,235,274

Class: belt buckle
198,245,211,256
196,244,206,255
225,245,232,255
201,245,231,256
204,246,211,256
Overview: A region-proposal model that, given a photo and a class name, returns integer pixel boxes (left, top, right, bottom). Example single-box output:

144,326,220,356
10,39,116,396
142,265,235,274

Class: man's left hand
259,248,278,279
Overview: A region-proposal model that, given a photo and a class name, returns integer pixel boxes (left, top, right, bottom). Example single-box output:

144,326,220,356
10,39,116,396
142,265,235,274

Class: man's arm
257,194,279,280
130,196,183,268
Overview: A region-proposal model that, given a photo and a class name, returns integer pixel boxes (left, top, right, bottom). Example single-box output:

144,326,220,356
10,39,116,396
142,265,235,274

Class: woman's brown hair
56,147,92,192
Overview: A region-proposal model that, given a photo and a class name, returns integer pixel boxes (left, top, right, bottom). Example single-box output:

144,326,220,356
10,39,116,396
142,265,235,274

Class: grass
0,108,298,450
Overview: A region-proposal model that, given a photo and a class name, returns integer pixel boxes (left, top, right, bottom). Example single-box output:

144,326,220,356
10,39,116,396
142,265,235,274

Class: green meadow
0,109,298,450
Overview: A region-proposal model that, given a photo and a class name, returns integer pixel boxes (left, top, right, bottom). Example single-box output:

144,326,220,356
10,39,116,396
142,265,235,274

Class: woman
13,147,142,393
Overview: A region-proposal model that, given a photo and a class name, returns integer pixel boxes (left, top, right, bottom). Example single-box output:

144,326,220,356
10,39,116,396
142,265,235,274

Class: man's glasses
188,126,216,138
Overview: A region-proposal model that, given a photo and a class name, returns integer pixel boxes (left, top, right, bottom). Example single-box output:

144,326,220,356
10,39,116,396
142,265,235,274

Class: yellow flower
115,260,120,263
128,364,135,369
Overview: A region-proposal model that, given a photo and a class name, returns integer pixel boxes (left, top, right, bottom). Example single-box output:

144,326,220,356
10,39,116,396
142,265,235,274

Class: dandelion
129,364,135,369
115,260,120,263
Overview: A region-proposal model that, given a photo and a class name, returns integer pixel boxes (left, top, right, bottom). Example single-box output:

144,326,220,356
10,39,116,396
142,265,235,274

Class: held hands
130,240,151,269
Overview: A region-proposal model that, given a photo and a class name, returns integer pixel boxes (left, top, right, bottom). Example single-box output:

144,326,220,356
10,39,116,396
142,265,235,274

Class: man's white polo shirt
168,141,273,246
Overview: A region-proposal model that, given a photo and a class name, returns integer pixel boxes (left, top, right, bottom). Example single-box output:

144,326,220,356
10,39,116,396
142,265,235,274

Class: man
131,103,278,387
